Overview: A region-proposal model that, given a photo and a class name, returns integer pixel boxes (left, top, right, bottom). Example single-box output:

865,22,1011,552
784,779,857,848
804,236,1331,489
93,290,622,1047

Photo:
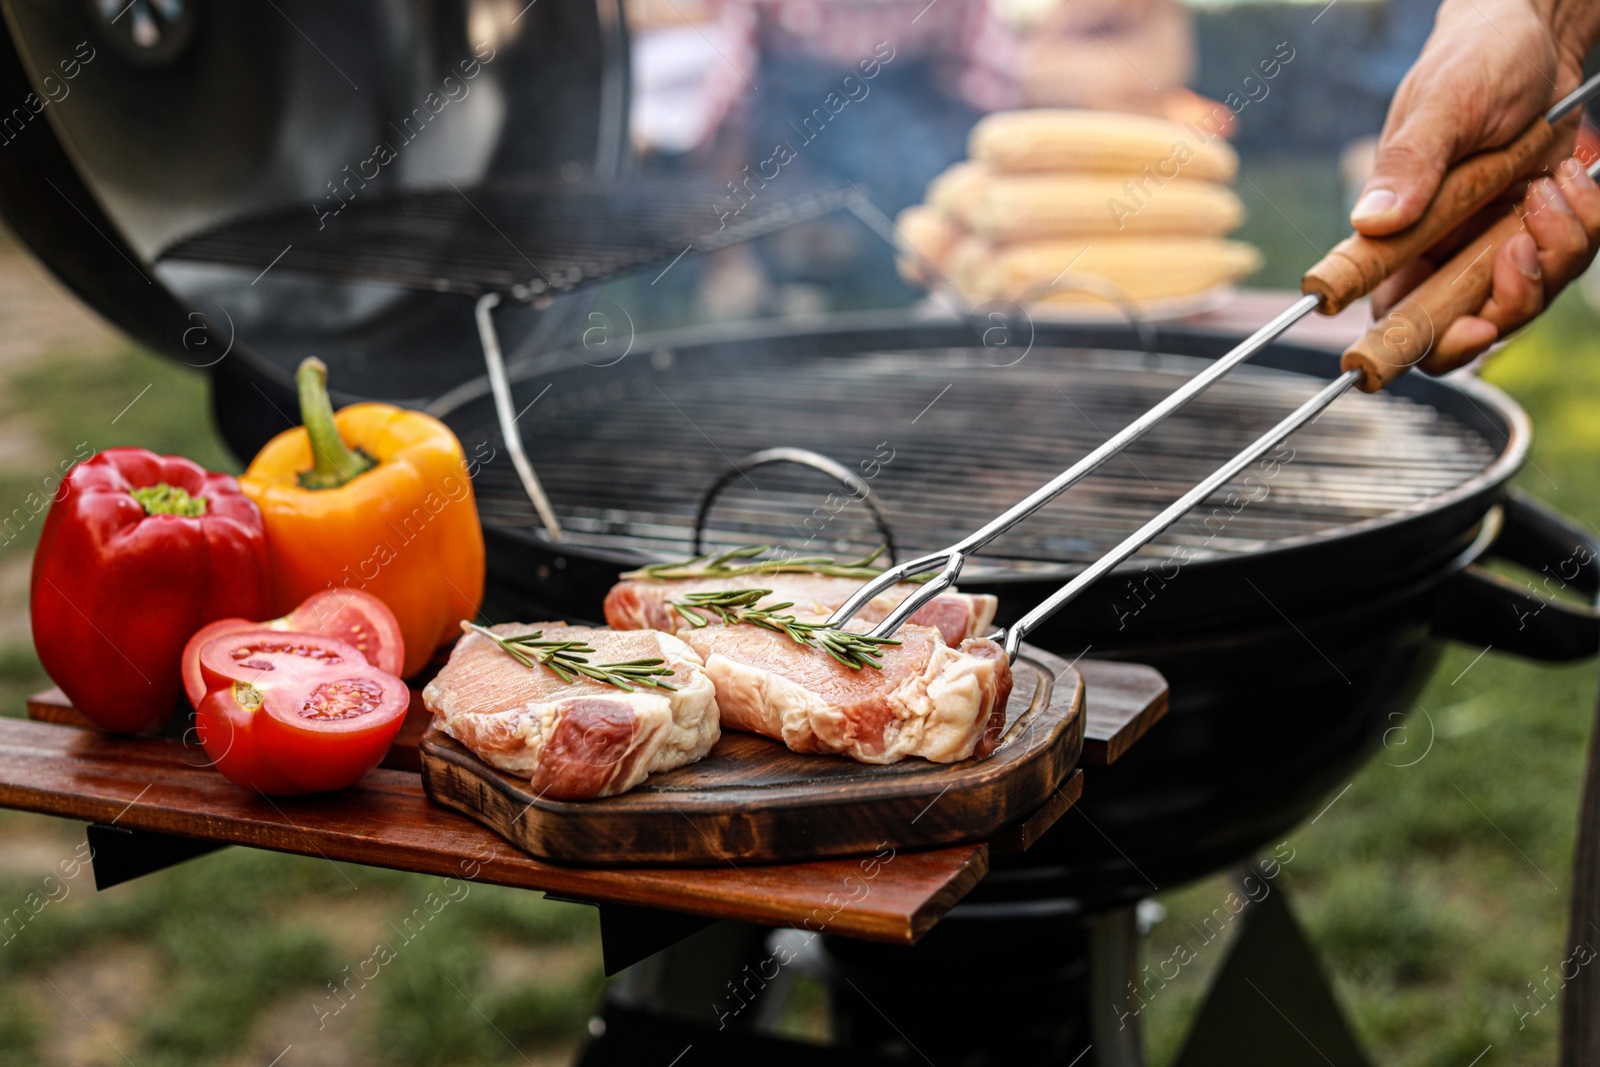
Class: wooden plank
28,688,431,774
0,717,985,944
384,695,430,773
991,767,1083,853
10,658,1166,941
1078,660,1169,765
25,687,75,726
420,651,1084,865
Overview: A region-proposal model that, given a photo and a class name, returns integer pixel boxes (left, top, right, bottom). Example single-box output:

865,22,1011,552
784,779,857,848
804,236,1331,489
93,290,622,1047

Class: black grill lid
159,177,861,300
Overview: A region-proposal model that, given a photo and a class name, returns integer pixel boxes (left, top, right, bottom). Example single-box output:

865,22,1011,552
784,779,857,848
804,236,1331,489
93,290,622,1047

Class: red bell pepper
31,448,270,733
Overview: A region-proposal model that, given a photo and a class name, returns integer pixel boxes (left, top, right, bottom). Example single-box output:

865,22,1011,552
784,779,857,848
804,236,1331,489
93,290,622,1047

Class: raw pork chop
606,572,997,647
423,623,719,799
678,623,1012,764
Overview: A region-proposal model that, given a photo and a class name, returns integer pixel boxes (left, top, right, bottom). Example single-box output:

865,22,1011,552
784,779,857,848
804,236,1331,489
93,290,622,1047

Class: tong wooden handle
1301,118,1554,316
1338,202,1526,391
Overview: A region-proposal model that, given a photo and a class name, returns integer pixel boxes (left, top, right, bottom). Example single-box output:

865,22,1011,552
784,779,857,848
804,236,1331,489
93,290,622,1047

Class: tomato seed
300,678,384,721
230,641,344,666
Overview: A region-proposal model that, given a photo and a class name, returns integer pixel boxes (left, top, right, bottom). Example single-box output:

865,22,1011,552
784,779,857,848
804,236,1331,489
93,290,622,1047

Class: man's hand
1354,0,1600,362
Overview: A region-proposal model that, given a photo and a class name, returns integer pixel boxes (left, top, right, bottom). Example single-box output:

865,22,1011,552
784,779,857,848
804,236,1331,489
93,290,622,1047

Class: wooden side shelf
0,717,985,943
10,658,1166,945
1078,660,1168,764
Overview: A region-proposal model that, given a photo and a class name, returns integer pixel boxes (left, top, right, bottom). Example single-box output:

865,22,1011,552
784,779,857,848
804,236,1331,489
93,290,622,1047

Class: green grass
7,342,237,475
3,282,1600,1064
0,646,46,724
0,836,604,1066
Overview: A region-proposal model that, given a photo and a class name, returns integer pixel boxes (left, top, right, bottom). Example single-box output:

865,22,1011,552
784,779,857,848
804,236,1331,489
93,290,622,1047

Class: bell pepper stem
129,482,208,517
296,357,375,490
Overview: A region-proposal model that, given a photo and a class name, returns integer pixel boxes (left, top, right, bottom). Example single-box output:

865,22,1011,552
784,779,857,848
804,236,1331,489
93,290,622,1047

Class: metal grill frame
434,312,1526,586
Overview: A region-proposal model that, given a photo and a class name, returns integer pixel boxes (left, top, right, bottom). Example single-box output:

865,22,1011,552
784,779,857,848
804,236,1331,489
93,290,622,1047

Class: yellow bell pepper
240,358,484,677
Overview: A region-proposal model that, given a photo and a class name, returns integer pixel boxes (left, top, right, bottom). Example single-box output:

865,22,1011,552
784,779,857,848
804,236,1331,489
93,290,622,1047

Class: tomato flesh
195,629,361,696
181,589,404,709
300,677,386,720
283,590,405,677
192,629,408,795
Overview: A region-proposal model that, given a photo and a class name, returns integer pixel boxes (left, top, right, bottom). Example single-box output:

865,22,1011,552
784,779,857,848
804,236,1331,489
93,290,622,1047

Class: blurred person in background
627,0,754,160
1006,0,1233,134
625,0,1230,316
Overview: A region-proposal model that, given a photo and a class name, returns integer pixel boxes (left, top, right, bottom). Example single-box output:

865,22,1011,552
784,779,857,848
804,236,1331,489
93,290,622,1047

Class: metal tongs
831,73,1600,663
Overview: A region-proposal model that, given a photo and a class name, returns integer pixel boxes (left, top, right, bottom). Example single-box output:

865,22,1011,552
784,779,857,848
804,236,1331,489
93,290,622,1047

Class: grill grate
446,343,1501,574
158,177,859,298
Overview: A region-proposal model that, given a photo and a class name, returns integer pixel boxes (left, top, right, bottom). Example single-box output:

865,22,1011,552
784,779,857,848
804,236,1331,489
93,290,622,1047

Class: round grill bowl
436,312,1522,644
428,311,1597,903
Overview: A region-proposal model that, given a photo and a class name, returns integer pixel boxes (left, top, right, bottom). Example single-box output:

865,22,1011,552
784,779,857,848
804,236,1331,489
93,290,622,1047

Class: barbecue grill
417,311,1593,903
3,1,1599,1063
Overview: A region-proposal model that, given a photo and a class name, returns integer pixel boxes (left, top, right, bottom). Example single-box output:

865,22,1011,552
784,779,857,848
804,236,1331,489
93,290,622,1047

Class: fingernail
1351,186,1397,224
1537,177,1572,214
1513,234,1540,279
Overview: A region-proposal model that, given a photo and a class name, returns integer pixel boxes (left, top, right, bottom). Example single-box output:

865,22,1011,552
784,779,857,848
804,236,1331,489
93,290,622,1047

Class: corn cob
970,109,1239,182
967,174,1244,240
946,234,997,298
957,237,1262,304
925,161,988,219
894,205,966,284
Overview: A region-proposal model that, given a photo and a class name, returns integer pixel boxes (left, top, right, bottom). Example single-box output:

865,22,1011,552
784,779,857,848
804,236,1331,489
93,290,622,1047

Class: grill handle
1337,155,1600,393
1302,119,1556,318
1432,489,1600,661
691,447,898,562
1322,71,1600,392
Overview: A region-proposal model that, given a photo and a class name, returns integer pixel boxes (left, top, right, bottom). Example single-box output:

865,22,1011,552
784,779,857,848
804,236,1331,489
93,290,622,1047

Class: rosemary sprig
467,623,677,692
670,588,901,671
631,544,925,583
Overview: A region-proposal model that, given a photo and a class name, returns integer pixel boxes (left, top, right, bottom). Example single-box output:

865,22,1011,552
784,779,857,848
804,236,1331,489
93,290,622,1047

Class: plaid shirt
630,0,1023,153
749,0,1022,110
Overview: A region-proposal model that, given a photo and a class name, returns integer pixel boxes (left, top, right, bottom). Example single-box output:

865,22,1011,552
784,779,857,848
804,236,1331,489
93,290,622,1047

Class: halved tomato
192,628,408,795
182,589,404,708
281,590,405,675
194,628,363,696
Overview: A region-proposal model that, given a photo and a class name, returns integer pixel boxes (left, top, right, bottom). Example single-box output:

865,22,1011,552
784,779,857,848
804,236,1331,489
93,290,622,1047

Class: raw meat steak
422,623,719,799
606,572,997,647
677,622,1011,764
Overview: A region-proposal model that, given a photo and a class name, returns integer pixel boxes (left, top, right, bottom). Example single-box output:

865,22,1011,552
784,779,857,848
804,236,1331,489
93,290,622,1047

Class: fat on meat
423,623,719,799
677,622,1011,764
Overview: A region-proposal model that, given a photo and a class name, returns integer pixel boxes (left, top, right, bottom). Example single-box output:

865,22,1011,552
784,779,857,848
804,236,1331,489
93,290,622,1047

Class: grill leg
1559,665,1600,1066
1089,905,1147,1067
1173,880,1370,1066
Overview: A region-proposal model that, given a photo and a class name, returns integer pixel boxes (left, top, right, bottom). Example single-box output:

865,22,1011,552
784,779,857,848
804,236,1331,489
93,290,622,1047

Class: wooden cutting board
419,643,1083,866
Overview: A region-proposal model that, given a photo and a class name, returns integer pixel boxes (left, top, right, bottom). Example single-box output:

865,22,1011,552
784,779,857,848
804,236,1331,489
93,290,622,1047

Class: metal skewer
475,292,564,541
832,72,1600,649
1548,72,1600,125
826,292,1322,634
996,369,1360,660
